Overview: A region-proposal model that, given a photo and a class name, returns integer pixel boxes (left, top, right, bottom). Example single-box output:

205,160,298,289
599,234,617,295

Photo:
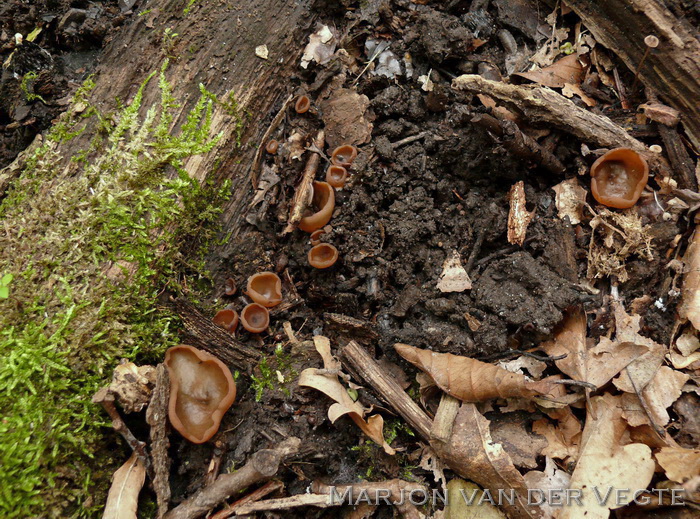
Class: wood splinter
284,129,325,234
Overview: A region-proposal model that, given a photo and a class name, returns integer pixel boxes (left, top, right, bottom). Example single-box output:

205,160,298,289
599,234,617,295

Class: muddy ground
2,0,698,517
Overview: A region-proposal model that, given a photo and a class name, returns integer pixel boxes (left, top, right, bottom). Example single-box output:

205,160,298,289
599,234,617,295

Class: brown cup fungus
299,181,335,233
240,303,270,333
213,308,239,332
164,345,236,444
590,148,649,209
295,95,311,114
308,243,339,269
224,277,236,296
246,272,282,307
310,229,325,246
265,140,279,154
330,145,357,167
326,165,348,188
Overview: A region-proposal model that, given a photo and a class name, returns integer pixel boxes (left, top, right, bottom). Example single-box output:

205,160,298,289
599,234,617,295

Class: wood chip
507,181,534,246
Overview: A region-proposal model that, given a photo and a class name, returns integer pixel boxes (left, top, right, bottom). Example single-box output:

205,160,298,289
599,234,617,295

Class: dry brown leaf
551,178,587,225
395,343,555,402
320,89,373,149
489,415,548,469
680,230,700,332
656,447,700,483
109,361,156,413
639,102,681,127
619,366,690,427
677,332,700,356
498,355,546,379
507,181,534,247
300,25,336,69
542,305,651,389
560,394,655,519
437,250,472,292
523,456,572,519
432,403,542,519
299,336,395,454
532,407,582,462
515,54,584,88
445,478,507,519
670,350,700,369
103,454,147,519
562,82,596,107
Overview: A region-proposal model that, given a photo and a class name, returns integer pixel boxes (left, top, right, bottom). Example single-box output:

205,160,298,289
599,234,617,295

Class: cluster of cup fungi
213,94,357,337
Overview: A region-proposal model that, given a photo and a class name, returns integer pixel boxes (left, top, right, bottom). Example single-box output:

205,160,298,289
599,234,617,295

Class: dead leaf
619,366,689,427
670,350,700,369
109,361,156,413
431,403,542,519
562,82,596,107
489,414,548,469
656,447,700,483
515,54,584,88
103,454,147,519
532,406,582,462
250,163,280,207
507,181,534,247
255,45,269,60
552,178,587,225
286,131,305,161
445,478,507,519
418,445,447,488
498,355,546,379
542,305,651,389
560,394,655,519
299,336,395,454
523,457,572,519
320,89,373,149
677,332,700,356
395,343,555,402
300,25,336,69
639,102,680,127
437,250,472,293
679,230,700,332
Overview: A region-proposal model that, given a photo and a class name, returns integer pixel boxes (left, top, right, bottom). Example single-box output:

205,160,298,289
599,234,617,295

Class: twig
391,131,429,149
163,437,301,519
93,388,155,481
146,365,171,519
251,94,294,189
283,129,325,234
210,480,284,519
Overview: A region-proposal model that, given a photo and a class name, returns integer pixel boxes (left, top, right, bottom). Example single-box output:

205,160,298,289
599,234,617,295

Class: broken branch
284,129,325,234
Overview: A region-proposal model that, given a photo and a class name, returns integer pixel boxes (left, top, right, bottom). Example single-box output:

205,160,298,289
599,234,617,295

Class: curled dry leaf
109,361,156,413
679,230,700,332
436,250,472,293
394,343,556,402
103,453,147,519
638,102,681,127
552,178,587,225
656,447,700,483
300,25,336,69
514,54,585,89
561,83,596,107
532,406,582,462
445,478,507,519
560,394,655,519
320,89,373,149
299,336,395,454
619,366,689,427
507,181,534,247
523,456,571,519
541,305,651,389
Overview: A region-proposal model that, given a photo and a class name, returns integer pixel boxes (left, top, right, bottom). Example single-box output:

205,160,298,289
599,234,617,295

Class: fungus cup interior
240,303,270,333
330,145,357,167
299,181,335,233
310,229,325,246
308,243,339,269
164,345,236,444
265,140,279,154
224,277,236,296
590,148,649,209
326,165,348,188
295,95,310,114
213,308,239,332
246,272,282,307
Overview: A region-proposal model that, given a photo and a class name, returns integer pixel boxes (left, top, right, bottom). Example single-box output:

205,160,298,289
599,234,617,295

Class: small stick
391,131,430,149
210,480,284,519
251,94,294,189
283,129,325,234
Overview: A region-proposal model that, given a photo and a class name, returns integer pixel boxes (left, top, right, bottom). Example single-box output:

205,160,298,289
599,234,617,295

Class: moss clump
0,60,233,517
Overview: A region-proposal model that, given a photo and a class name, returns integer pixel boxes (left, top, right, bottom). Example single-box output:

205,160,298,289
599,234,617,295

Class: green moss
0,61,234,517
20,71,47,104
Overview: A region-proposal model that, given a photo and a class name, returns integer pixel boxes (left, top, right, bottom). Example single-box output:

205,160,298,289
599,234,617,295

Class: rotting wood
169,296,260,372
658,125,697,190
565,0,700,150
146,364,171,519
251,94,294,189
163,437,301,519
324,312,380,341
340,340,433,440
284,129,325,234
452,75,669,175
471,113,565,174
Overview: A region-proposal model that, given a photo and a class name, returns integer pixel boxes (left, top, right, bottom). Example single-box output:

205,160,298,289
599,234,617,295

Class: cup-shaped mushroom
299,181,336,233
590,148,649,209
246,272,282,308
295,95,311,114
213,308,239,332
224,277,236,296
308,243,339,269
310,229,325,246
240,303,270,333
326,165,348,188
165,345,237,444
265,139,279,154
330,145,357,167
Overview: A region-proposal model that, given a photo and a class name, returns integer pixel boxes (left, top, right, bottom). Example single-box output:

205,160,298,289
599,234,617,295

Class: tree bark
566,0,700,149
